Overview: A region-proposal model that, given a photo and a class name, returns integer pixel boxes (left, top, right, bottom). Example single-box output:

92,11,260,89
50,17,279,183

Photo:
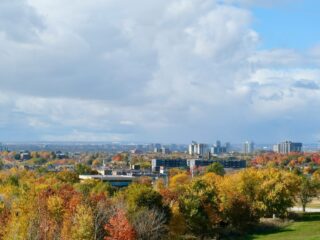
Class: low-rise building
188,159,246,170
20,151,31,161
152,158,188,172
79,175,135,187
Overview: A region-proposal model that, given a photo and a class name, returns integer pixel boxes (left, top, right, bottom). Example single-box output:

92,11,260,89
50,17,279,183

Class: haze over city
1,0,320,143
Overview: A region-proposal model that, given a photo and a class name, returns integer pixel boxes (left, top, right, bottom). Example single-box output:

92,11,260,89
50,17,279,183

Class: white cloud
223,0,301,7
0,0,44,42
242,68,320,118
0,0,318,142
120,121,135,126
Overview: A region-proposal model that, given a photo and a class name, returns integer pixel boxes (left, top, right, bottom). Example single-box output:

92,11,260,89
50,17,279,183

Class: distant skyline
0,0,320,143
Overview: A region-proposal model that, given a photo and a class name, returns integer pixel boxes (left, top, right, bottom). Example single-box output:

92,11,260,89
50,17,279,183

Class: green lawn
244,213,320,240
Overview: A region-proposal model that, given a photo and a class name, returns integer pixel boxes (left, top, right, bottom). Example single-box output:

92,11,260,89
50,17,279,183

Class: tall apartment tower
243,141,254,154
189,141,197,155
188,141,208,156
273,141,302,154
196,143,207,156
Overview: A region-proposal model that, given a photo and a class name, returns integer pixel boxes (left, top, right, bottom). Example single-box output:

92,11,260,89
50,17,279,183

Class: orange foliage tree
104,209,136,240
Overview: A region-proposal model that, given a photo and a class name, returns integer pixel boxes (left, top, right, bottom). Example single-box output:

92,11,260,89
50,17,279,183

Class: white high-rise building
273,144,280,153
189,141,197,155
243,141,254,154
273,141,302,154
188,141,209,156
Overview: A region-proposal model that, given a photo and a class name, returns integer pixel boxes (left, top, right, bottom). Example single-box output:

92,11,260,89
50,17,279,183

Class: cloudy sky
0,0,320,143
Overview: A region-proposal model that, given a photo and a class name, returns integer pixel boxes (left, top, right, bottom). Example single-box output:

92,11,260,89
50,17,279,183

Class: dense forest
0,160,319,239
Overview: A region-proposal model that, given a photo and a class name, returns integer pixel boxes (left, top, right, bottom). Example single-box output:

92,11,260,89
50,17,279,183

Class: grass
243,213,320,240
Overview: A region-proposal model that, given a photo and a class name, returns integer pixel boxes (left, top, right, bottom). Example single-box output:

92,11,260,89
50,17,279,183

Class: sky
0,0,320,144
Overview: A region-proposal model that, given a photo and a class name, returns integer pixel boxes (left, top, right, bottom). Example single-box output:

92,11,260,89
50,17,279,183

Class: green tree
206,162,225,176
91,181,113,196
56,171,79,184
125,184,164,213
75,164,95,175
178,178,220,238
75,179,100,197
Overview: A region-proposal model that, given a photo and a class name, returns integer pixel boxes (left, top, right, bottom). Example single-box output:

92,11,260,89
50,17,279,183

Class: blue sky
253,0,320,49
0,0,320,144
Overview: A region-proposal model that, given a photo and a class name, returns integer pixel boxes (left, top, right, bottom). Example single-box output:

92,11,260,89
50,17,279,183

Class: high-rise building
154,147,162,153
197,143,207,155
189,141,197,155
188,141,208,156
210,140,229,155
161,147,170,155
273,141,302,154
243,141,254,154
273,144,280,153
154,143,162,149
225,142,231,152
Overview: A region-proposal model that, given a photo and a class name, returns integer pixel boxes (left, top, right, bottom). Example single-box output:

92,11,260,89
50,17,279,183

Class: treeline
252,152,320,171
0,166,319,239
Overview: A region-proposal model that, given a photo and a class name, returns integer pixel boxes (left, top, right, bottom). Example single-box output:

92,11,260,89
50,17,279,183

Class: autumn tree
169,172,190,195
61,194,83,240
104,209,136,240
47,195,65,238
89,194,114,240
131,208,168,240
179,177,220,238
125,184,165,213
258,169,300,217
168,203,187,238
218,174,258,231
75,179,105,198
298,175,319,212
135,176,153,187
56,170,79,184
71,204,94,240
236,168,264,215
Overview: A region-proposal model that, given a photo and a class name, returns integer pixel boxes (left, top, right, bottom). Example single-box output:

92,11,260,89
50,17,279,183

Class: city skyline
1,0,320,143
